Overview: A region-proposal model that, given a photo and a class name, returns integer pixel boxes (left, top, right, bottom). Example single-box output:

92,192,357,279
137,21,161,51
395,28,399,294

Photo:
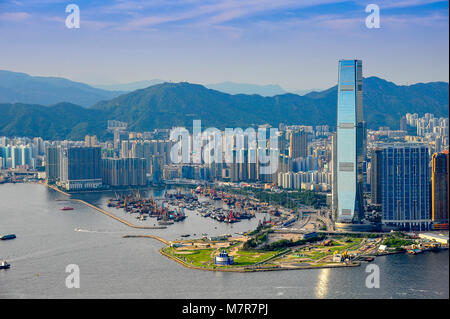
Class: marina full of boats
102,184,301,230
104,185,290,227
107,190,186,225
192,185,288,223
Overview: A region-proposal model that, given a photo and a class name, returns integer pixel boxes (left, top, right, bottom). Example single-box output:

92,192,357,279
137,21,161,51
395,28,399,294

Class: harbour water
0,183,448,299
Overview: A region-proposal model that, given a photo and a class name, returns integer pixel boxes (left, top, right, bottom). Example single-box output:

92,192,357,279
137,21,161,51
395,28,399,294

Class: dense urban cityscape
1,65,448,301
0,0,448,304
1,62,448,235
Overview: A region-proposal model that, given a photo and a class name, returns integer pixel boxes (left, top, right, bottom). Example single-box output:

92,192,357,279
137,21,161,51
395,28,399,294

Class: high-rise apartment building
102,157,147,187
331,133,338,220
378,143,431,230
59,146,102,190
85,135,98,147
400,116,407,131
370,148,382,205
289,130,308,159
431,151,449,229
10,145,33,169
45,146,61,183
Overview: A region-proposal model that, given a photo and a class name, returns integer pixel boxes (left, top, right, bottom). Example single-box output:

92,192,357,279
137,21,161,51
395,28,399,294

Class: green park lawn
166,246,280,268
232,250,280,266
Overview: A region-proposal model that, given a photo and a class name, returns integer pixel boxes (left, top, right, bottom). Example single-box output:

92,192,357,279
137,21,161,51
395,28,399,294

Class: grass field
232,250,280,266
165,245,282,268
168,247,215,267
285,237,365,262
164,236,368,269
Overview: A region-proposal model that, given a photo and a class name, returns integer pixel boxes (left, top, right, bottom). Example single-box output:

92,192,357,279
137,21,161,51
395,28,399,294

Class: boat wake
74,228,122,234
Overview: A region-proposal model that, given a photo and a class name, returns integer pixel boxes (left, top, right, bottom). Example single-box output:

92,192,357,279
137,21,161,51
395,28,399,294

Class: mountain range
92,80,165,92
205,82,287,96
94,80,318,96
0,70,126,107
0,71,448,140
0,70,317,100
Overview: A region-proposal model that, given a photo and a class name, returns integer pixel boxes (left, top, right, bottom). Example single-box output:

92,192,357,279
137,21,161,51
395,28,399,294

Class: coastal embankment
46,184,166,230
122,234,361,273
46,183,361,273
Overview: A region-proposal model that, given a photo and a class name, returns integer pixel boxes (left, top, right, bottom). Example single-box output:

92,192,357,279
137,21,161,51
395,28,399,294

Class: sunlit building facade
59,146,102,190
379,143,431,230
336,59,365,223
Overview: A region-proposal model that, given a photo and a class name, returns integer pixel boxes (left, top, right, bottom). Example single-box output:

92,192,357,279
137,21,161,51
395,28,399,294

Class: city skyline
0,0,449,303
0,0,448,90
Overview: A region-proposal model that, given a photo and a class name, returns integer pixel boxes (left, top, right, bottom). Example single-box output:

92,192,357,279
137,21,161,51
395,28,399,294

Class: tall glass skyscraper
336,59,365,223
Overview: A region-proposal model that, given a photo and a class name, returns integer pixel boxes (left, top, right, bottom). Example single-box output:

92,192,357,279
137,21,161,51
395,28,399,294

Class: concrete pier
122,235,169,245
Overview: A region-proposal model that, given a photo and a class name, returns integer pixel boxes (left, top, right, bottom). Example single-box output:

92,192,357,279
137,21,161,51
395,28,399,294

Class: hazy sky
0,0,448,90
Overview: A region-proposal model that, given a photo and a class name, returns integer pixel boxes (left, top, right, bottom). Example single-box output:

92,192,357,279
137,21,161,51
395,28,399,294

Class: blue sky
0,0,448,90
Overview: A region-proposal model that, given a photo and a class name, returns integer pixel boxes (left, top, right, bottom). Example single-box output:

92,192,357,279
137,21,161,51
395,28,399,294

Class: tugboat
0,261,10,270
60,207,74,211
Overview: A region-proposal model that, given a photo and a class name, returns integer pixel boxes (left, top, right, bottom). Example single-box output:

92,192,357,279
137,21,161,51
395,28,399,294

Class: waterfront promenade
45,183,362,273
45,183,443,275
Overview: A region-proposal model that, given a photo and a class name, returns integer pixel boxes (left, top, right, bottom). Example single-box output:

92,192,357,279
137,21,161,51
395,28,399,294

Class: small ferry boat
1,234,16,240
408,248,423,255
60,207,74,211
0,261,10,269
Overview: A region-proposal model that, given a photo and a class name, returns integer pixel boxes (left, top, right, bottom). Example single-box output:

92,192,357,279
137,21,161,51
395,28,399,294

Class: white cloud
376,0,444,9
118,0,340,30
0,11,30,21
